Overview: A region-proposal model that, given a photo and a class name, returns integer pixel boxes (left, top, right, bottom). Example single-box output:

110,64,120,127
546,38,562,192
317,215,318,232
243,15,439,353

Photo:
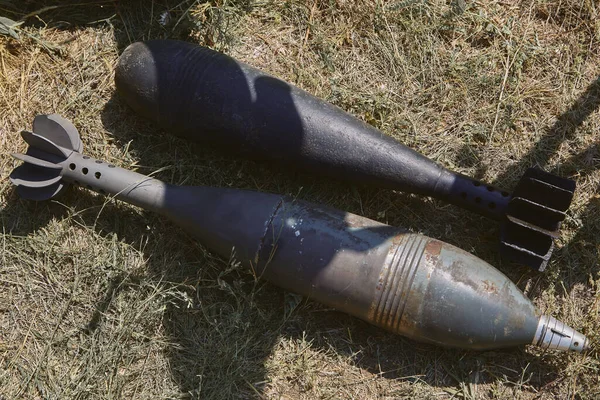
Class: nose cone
115,41,160,122
533,315,590,352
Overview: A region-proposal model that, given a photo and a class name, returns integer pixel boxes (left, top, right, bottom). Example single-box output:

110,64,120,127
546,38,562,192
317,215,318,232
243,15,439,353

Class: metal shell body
9,115,588,352
114,40,467,210
251,200,539,349
160,186,541,349
114,40,576,271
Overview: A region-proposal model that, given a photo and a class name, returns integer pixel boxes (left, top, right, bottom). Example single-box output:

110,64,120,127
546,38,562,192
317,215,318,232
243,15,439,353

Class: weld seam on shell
254,197,285,269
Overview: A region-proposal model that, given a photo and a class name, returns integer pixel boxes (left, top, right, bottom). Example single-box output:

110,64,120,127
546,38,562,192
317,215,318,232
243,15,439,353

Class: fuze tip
533,315,589,353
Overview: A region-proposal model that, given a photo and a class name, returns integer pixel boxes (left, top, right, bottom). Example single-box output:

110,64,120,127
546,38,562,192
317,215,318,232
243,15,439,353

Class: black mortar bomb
115,40,576,271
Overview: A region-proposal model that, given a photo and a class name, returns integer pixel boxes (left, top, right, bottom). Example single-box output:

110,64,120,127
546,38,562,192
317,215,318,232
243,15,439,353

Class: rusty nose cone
533,315,589,352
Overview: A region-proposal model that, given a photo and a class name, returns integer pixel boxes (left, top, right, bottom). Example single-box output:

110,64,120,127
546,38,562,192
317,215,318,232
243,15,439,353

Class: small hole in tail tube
108,164,115,168
95,172,101,179
82,167,88,175
488,202,496,209
83,156,90,160
69,163,76,170
473,181,481,187
95,160,102,164
486,186,494,192
574,342,579,346
475,197,482,204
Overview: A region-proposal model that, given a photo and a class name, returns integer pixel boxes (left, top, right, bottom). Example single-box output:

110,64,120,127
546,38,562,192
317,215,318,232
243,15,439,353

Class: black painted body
115,40,577,270
115,40,510,220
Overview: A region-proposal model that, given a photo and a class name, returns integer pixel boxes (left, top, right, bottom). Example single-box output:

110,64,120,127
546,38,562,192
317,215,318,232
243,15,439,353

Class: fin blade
12,153,63,170
16,181,66,201
9,163,63,188
21,130,70,158
33,114,82,152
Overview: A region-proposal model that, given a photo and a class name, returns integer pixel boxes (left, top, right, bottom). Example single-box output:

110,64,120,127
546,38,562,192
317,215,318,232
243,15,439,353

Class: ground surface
0,1,599,399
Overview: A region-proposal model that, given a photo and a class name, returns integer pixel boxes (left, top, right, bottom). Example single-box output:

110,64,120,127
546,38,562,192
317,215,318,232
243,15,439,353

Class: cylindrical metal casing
249,200,540,349
53,155,544,350
114,40,582,272
114,40,511,220
10,138,589,352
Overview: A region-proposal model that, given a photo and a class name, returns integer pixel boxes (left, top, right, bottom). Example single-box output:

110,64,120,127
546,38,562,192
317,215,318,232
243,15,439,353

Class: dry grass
0,0,599,398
